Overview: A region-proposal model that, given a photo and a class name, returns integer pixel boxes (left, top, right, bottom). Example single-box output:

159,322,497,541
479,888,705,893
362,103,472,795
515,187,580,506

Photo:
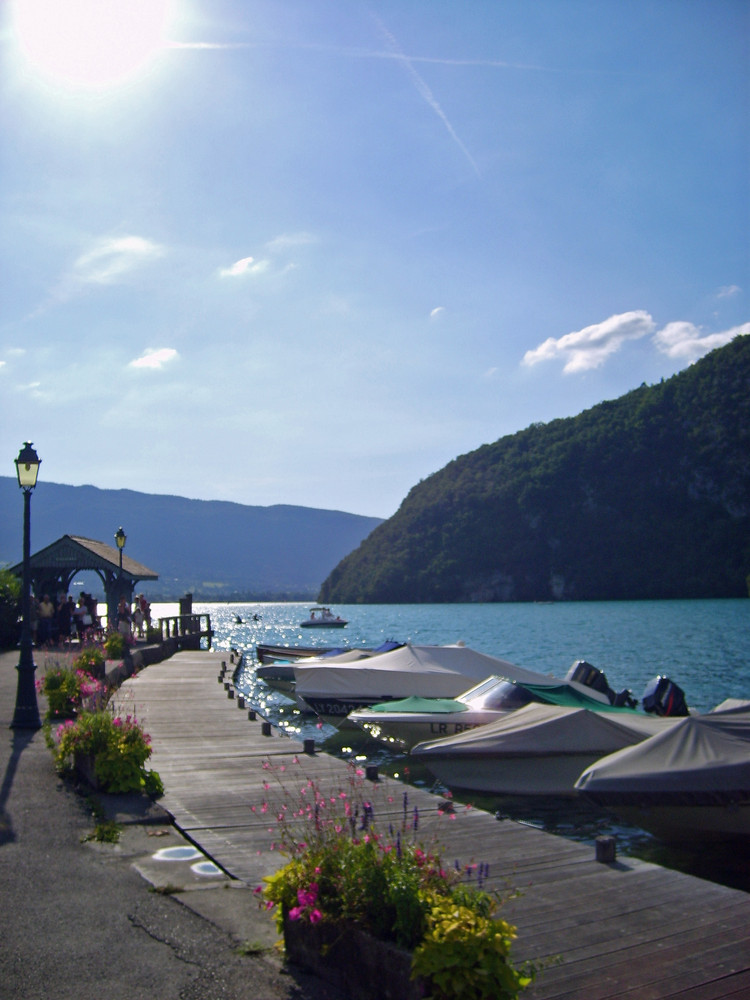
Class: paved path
0,648,345,1000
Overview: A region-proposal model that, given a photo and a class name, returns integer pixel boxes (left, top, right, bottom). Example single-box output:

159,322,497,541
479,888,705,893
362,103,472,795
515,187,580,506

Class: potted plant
37,660,106,719
53,709,164,796
256,762,535,1000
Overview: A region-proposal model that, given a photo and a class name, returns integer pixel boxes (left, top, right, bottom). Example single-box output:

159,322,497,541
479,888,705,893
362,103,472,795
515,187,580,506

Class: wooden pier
115,650,750,999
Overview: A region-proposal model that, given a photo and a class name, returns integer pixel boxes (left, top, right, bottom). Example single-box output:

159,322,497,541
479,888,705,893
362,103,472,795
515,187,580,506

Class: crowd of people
29,592,152,647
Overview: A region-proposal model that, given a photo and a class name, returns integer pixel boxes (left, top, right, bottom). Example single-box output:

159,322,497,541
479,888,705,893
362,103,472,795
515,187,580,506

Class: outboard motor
566,660,614,699
566,660,636,708
641,676,689,717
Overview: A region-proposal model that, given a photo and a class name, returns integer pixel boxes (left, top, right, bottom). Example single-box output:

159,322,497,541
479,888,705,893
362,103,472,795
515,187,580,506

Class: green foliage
53,710,164,796
0,568,21,649
72,646,105,677
319,335,750,603
38,661,106,719
103,631,127,659
413,893,534,1000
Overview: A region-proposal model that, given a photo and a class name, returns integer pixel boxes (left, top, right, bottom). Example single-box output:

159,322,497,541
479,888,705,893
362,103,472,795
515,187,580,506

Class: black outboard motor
641,675,689,717
566,660,637,708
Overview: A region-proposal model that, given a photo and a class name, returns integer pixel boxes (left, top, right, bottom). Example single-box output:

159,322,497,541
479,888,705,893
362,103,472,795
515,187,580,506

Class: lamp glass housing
115,527,127,550
15,442,41,490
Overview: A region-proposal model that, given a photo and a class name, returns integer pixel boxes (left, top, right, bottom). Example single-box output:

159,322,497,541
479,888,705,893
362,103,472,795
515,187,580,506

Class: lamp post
115,526,126,577
12,442,41,730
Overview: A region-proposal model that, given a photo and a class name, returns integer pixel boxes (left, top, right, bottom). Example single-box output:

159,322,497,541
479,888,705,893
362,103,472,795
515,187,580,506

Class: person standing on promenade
56,594,72,643
117,597,132,638
37,594,55,646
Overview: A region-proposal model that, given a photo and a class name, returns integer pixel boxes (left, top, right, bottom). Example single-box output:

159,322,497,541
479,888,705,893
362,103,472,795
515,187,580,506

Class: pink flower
289,906,303,921
309,909,323,924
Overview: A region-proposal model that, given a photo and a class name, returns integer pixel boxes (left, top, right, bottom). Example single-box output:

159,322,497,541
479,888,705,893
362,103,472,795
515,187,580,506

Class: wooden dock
115,650,750,999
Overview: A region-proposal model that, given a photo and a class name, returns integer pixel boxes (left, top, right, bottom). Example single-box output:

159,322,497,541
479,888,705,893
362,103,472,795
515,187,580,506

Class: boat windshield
467,679,540,711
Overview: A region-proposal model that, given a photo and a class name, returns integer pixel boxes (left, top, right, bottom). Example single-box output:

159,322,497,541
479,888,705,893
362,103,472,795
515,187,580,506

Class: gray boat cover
411,702,676,758
575,704,750,799
294,643,557,701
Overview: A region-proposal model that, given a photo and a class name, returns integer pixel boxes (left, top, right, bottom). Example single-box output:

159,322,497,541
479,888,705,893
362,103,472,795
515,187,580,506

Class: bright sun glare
12,0,174,89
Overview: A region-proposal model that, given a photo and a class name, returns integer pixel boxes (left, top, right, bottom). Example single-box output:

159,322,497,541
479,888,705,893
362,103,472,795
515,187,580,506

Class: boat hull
414,751,612,797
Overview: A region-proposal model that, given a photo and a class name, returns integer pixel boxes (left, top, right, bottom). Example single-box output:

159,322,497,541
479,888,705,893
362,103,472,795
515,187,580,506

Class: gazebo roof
12,534,159,582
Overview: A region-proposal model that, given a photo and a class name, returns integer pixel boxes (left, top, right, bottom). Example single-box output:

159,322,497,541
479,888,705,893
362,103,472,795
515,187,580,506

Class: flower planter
283,913,424,1000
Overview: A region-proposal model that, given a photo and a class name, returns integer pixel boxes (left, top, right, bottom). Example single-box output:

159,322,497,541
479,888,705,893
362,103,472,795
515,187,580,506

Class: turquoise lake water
151,598,750,891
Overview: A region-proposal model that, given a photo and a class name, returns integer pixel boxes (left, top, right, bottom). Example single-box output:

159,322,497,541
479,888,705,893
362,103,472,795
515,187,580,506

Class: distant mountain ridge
319,336,750,603
0,482,382,600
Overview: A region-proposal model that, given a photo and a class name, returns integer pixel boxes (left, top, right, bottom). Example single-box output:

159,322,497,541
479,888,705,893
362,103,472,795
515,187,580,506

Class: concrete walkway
0,647,344,1000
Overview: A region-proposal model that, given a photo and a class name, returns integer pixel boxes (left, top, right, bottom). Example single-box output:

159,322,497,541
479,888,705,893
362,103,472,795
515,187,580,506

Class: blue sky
1,1,747,519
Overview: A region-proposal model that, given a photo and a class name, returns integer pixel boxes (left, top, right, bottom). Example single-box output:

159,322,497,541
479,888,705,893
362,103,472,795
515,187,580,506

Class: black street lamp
115,526,126,577
12,442,41,730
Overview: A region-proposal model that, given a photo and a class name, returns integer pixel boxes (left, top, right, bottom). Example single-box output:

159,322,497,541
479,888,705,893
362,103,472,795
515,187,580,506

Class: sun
11,0,175,90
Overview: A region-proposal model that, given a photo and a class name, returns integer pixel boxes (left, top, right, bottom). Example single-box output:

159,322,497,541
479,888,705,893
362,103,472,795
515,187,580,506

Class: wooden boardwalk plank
115,651,750,1000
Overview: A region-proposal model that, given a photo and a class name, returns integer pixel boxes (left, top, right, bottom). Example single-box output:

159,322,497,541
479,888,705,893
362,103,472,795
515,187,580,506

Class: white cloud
219,255,269,277
717,285,741,299
73,235,164,284
265,232,316,253
653,322,749,361
522,311,655,374
128,347,179,370
430,306,445,320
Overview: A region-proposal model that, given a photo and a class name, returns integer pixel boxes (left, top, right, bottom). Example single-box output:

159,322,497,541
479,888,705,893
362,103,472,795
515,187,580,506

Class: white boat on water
256,641,404,696
410,702,680,797
348,660,667,750
575,699,750,841
293,642,554,728
348,667,625,750
299,607,348,628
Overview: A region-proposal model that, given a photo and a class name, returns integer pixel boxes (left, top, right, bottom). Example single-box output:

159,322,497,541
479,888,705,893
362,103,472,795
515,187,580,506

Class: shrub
38,662,106,718
103,631,127,659
73,645,105,678
53,709,164,796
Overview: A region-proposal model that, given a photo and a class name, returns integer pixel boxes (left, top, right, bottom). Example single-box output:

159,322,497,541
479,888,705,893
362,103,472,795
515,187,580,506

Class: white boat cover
411,702,677,758
293,643,556,701
575,707,750,797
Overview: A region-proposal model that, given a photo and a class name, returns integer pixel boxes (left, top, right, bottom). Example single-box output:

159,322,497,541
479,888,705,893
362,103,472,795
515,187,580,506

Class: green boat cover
366,696,468,714
524,683,638,713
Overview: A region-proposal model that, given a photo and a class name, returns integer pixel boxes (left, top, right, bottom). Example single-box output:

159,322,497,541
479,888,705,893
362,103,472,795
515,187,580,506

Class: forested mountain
319,336,750,604
0,482,382,600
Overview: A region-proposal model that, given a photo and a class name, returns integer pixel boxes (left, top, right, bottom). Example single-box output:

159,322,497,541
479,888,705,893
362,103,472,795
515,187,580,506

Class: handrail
157,613,214,649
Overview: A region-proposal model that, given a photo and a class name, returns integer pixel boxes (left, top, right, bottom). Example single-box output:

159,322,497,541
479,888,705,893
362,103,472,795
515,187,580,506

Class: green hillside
319,336,750,603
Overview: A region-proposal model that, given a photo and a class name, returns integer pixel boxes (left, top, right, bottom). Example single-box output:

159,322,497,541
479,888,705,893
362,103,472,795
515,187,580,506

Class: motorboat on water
257,644,339,664
300,607,348,628
411,701,681,797
293,642,562,728
575,699,750,841
348,660,661,750
256,641,404,697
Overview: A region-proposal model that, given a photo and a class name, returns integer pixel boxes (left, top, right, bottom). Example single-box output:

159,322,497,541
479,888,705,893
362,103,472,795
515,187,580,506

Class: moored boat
575,699,750,840
293,643,550,728
410,702,681,797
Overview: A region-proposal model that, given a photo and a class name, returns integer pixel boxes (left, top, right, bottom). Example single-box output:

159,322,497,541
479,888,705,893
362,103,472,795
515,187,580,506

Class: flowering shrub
256,761,534,999
38,662,106,718
54,709,164,796
72,645,105,677
103,630,127,659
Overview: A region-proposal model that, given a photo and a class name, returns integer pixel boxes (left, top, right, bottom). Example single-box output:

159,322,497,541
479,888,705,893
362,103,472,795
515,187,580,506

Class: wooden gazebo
11,534,159,628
